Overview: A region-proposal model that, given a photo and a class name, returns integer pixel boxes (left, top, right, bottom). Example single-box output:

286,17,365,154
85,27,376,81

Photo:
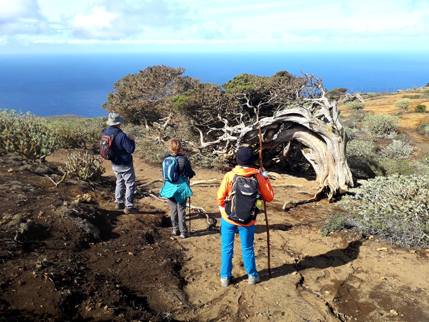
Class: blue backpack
162,156,181,182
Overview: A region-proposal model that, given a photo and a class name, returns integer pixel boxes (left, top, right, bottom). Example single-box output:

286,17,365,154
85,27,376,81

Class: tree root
282,187,325,210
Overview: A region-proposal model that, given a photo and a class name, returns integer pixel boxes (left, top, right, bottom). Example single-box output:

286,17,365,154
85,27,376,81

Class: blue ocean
0,51,428,118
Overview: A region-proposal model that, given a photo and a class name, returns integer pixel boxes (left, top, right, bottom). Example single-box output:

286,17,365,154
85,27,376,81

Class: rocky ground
1,147,429,322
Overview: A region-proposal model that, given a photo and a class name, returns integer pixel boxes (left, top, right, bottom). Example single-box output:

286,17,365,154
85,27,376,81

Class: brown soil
1,94,429,321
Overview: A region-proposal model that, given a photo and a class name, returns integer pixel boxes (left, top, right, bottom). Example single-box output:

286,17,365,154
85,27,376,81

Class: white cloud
61,0,196,40
0,0,47,36
73,7,117,29
2,0,429,52
0,0,41,21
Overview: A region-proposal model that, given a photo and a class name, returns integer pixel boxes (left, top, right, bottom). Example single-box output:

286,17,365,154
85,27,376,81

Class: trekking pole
259,125,272,278
188,196,191,233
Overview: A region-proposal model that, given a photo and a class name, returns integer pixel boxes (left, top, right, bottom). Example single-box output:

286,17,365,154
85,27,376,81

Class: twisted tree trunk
191,93,354,200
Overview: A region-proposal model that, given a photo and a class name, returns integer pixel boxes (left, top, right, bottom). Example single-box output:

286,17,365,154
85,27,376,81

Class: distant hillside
42,114,89,122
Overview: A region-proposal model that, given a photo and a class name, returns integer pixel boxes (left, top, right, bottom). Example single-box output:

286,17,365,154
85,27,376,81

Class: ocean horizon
0,51,428,118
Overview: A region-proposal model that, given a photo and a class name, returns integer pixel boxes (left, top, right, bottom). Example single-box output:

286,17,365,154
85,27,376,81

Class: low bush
320,213,350,237
362,93,376,98
377,158,427,177
381,140,413,159
402,94,421,99
0,109,59,160
415,104,427,113
338,174,429,247
47,118,106,149
134,137,166,166
346,140,375,157
399,87,427,93
64,151,105,182
361,114,400,137
417,121,429,135
344,126,358,141
347,155,383,179
349,109,369,123
344,101,365,110
394,99,412,110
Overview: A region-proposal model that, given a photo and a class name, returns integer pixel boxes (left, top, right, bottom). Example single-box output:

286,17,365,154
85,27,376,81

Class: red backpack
100,130,121,161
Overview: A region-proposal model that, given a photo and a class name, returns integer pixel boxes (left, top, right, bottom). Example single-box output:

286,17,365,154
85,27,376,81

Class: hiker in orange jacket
217,147,274,286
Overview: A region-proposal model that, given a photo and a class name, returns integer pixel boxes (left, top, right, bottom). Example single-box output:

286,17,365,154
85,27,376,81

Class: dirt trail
113,157,429,322
1,150,429,321
2,93,429,321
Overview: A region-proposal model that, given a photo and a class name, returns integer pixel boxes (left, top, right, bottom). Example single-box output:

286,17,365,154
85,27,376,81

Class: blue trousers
220,217,258,279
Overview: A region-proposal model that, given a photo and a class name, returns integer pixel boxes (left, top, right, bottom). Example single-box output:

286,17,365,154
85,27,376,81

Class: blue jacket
103,126,135,166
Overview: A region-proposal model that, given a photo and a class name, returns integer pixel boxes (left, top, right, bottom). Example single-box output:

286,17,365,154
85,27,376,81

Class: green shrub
326,88,348,101
0,109,59,160
399,87,427,93
344,101,365,110
377,158,426,176
363,92,376,98
47,118,106,149
349,109,369,123
64,151,105,182
346,140,375,157
381,140,413,159
417,121,429,135
339,174,429,247
362,114,400,137
321,213,349,236
344,126,358,140
415,104,427,113
187,153,228,170
394,99,412,110
402,94,421,99
347,155,383,179
134,137,166,165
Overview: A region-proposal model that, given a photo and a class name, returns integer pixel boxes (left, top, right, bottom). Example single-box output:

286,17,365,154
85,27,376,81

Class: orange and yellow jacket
217,166,274,227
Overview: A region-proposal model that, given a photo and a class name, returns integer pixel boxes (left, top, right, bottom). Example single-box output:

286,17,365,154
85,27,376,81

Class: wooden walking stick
259,126,272,277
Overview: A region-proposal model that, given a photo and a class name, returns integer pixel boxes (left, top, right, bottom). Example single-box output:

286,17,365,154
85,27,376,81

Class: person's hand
258,167,266,175
128,134,135,140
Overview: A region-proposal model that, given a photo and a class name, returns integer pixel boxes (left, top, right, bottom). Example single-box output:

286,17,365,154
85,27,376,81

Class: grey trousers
168,198,188,233
113,164,136,208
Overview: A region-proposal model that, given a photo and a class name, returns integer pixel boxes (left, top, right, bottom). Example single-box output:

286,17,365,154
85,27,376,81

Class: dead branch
190,179,220,187
44,171,67,188
138,179,163,188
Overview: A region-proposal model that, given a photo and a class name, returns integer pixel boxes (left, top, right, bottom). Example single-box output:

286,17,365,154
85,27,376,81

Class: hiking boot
115,202,125,210
124,207,139,214
180,232,191,239
172,230,179,236
220,277,230,287
248,275,260,285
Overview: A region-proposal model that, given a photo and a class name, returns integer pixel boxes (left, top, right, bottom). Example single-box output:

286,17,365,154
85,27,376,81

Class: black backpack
225,174,261,225
100,129,121,161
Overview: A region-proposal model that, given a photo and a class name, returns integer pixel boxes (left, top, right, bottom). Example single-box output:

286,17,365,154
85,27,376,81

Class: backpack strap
109,129,122,149
176,155,187,177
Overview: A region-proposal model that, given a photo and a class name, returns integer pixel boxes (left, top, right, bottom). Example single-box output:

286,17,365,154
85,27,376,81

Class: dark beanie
236,147,254,166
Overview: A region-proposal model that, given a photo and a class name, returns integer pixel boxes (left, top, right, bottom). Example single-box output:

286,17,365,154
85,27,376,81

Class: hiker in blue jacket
161,138,195,239
103,112,139,214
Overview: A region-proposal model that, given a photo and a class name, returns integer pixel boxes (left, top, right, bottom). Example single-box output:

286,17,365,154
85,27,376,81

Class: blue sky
1,0,428,54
